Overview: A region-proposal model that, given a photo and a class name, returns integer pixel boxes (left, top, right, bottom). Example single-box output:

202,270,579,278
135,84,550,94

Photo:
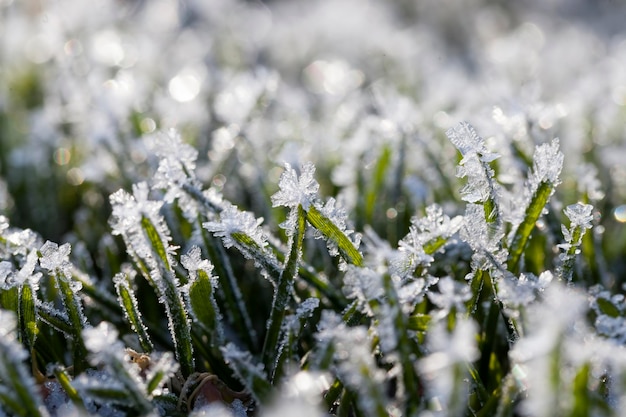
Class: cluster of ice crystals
203,203,268,250
109,182,176,272
510,284,590,417
530,138,563,188
317,313,385,412
83,322,122,358
499,271,554,311
563,203,594,231
0,249,41,290
147,129,200,214
419,318,479,414
394,204,463,276
446,122,500,204
271,162,320,210
342,266,384,314
460,204,507,269
181,245,214,274
110,182,163,237
39,241,73,278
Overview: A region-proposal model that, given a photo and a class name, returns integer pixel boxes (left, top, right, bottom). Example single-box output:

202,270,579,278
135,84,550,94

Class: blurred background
1,0,625,269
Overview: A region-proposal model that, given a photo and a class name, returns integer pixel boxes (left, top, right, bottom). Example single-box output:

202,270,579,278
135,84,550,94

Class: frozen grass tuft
2,0,626,416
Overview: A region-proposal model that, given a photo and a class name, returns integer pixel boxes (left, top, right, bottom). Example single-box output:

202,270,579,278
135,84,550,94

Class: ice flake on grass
181,245,214,275
446,122,500,204
499,271,553,312
220,342,269,402
204,204,267,250
530,138,563,189
563,203,594,232
342,266,384,314
83,321,123,359
147,129,202,217
109,182,177,271
461,203,507,270
39,241,73,278
271,162,319,210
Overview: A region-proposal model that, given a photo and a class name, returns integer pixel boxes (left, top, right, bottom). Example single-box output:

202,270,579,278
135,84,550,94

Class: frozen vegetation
2,0,626,415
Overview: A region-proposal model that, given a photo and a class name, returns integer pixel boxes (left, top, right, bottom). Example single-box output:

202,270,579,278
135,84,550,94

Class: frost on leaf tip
563,203,594,230
271,162,319,210
39,240,73,277
203,203,267,250
446,121,498,162
181,245,213,274
531,138,563,187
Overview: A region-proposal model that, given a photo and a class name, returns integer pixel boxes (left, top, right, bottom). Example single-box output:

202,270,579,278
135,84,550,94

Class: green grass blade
161,270,194,377
507,181,553,273
18,282,38,351
114,272,154,353
200,220,256,350
364,145,391,224
188,268,223,345
262,204,307,381
306,205,363,266
141,215,171,270
54,271,89,374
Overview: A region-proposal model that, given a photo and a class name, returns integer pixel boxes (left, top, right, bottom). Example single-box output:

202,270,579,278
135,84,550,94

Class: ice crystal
39,241,73,278
109,182,177,272
530,138,563,188
342,266,384,314
271,162,320,210
460,204,507,270
203,204,268,250
563,203,594,231
499,271,554,310
147,129,201,216
446,122,500,204
83,322,122,358
181,245,214,275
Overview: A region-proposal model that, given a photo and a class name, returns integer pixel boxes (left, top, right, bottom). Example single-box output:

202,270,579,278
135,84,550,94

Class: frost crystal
271,162,320,210
203,203,267,250
83,322,122,357
342,266,384,314
147,129,201,215
39,241,73,277
563,203,594,231
181,245,214,274
109,182,177,272
530,138,563,188
446,122,500,204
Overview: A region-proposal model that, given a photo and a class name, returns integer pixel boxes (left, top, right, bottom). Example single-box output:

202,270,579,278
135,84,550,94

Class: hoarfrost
146,129,201,218
446,122,500,204
39,241,72,277
271,162,319,210
203,204,267,250
563,203,594,231
181,245,214,275
530,138,563,188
